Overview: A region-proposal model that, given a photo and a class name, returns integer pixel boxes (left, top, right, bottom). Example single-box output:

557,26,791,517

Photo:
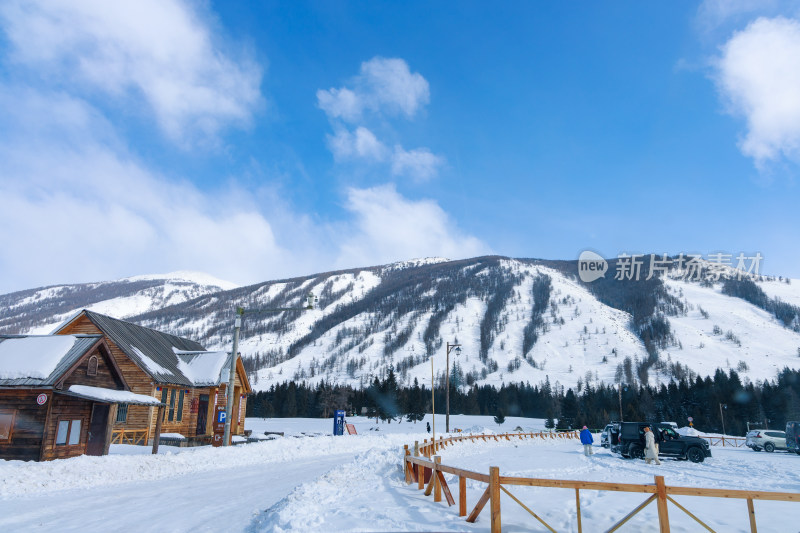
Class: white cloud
391,146,445,182
318,57,444,179
317,57,429,122
0,0,262,145
336,185,489,269
714,16,800,165
0,87,481,293
327,127,388,162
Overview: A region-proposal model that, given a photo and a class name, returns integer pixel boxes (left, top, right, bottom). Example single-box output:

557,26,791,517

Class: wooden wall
61,345,122,390
39,395,93,461
0,390,49,461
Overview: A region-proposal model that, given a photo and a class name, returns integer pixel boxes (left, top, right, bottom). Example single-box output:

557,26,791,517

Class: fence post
414,440,419,457
434,456,442,503
459,475,467,517
747,498,757,533
404,445,410,484
655,475,670,533
490,466,501,533
576,488,582,533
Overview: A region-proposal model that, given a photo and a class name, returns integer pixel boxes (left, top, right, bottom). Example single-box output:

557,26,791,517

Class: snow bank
462,425,495,434
0,335,77,380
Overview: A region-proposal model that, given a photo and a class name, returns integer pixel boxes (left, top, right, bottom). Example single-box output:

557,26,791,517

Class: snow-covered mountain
2,257,799,393
0,271,238,335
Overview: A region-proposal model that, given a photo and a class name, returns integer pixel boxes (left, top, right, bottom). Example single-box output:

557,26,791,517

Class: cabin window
168,389,177,422
0,410,15,441
176,391,185,422
55,419,82,446
116,404,128,423
161,388,168,421
87,355,98,376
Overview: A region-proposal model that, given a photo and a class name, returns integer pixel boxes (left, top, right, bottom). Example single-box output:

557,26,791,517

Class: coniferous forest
247,366,800,436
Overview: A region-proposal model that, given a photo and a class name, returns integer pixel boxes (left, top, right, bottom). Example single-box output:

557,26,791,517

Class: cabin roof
54,310,244,388
0,334,103,386
174,350,232,387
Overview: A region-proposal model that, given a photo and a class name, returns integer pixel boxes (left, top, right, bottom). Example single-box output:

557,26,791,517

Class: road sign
36,393,47,405
213,405,227,446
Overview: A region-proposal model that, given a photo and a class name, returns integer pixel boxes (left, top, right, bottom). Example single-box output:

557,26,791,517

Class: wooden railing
111,429,148,445
402,431,799,533
698,435,746,448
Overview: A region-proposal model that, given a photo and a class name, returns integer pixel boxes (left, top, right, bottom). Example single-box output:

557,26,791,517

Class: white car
746,430,787,452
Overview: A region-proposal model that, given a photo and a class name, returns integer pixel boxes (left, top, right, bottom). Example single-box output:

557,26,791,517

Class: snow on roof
0,335,79,380
67,385,162,405
175,350,230,386
131,346,173,377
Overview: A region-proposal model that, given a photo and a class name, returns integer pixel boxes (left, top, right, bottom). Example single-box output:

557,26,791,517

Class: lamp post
618,383,628,423
445,342,461,433
719,403,727,436
222,293,317,446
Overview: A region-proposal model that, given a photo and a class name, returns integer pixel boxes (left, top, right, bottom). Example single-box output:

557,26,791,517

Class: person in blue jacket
580,426,594,456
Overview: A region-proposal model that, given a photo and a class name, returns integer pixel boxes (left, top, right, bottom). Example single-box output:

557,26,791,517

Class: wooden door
87,404,109,456
196,394,209,435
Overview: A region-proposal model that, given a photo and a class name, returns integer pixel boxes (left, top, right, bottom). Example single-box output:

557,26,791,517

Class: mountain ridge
2,256,799,393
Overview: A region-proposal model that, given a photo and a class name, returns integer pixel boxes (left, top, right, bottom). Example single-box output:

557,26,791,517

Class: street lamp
618,383,628,422
445,342,461,433
222,293,317,446
719,403,728,436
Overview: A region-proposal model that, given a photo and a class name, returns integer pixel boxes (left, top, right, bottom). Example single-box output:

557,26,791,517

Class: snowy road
1,454,351,532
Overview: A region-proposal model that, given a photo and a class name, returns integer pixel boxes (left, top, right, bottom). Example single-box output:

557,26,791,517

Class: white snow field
1,415,799,532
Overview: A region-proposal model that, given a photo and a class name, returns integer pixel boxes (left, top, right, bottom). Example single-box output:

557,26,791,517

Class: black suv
609,422,712,463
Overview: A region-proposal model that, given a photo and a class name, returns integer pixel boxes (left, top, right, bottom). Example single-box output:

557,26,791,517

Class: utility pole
222,294,316,446
719,403,727,436
445,342,461,433
431,356,435,444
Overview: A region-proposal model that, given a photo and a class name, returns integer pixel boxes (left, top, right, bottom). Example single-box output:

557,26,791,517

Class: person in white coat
644,426,661,465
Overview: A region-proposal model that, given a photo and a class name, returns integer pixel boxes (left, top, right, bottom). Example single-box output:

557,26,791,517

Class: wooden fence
698,435,746,448
111,429,148,445
402,432,799,532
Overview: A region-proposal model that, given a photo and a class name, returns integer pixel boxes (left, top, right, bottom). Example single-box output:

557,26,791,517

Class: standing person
426,422,431,433
579,425,594,456
644,426,661,465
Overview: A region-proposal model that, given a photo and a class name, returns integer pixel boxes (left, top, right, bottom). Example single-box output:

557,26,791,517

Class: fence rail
698,435,746,448
402,431,799,532
111,429,148,445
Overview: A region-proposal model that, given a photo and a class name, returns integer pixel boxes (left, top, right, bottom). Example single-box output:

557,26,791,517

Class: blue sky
0,1,799,293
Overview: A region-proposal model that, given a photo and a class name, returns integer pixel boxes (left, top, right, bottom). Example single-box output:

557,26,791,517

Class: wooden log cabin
53,310,251,446
0,334,162,461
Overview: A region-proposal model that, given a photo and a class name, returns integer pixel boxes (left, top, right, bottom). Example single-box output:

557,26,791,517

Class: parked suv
746,430,787,452
610,422,711,463
786,422,800,455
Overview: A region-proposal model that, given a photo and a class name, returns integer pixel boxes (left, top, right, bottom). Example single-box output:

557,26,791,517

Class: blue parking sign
217,410,226,424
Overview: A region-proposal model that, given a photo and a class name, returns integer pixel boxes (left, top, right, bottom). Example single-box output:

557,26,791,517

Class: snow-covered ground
1,415,798,532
